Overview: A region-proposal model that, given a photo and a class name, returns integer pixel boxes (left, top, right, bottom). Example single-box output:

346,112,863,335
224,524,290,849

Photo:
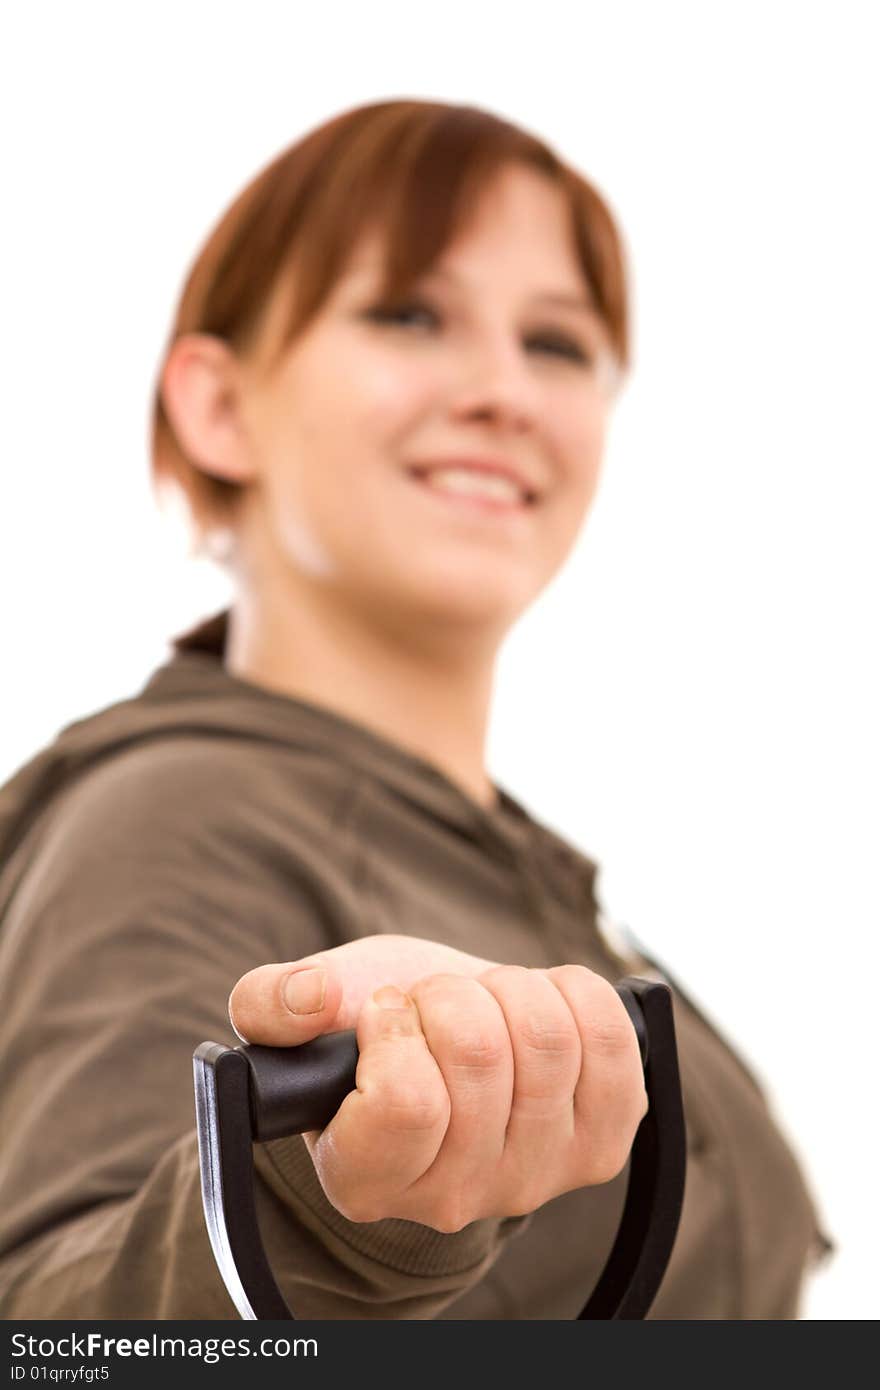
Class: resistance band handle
240,985,647,1142
193,976,685,1321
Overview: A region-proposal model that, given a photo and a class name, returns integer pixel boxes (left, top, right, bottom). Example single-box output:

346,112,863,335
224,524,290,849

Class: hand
228,934,648,1231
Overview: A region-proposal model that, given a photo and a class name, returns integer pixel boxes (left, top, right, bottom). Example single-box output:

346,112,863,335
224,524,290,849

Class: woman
0,98,828,1319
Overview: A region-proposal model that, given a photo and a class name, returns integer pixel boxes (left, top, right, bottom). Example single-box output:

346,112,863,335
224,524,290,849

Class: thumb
228,958,345,1047
227,934,500,1047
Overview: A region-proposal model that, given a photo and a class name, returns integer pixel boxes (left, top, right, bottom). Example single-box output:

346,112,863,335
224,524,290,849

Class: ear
159,333,257,486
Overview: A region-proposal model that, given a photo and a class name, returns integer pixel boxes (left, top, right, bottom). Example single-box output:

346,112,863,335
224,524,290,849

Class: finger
399,974,513,1227
478,965,582,1117
545,965,648,1186
476,965,582,1211
227,958,343,1046
304,984,450,1222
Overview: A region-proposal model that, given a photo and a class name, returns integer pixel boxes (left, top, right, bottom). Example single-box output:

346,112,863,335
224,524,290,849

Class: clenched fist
228,934,648,1232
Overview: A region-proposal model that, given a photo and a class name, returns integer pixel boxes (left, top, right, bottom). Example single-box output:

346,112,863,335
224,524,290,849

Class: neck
224,579,502,812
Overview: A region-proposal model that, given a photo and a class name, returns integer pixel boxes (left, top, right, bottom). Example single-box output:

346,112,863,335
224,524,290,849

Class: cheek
533,413,607,572
257,358,432,573
337,358,435,457
294,346,432,455
557,410,608,508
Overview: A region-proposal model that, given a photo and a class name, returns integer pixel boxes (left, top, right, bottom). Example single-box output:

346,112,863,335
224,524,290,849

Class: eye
363,297,596,368
363,297,439,329
527,333,594,366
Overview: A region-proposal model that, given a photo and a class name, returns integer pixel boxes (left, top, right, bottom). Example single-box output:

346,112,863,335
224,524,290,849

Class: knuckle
373,1008,419,1041
331,1189,387,1224
500,1174,549,1219
583,1010,634,1056
483,966,579,1057
587,1138,633,1186
367,1075,449,1133
409,971,464,998
478,963,529,986
577,1080,648,1185
518,1010,579,1058
411,974,508,1072
447,1020,508,1073
425,1196,476,1234
551,963,594,987
581,981,636,1056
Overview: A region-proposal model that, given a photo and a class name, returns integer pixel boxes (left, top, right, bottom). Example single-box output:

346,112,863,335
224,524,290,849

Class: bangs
243,103,629,376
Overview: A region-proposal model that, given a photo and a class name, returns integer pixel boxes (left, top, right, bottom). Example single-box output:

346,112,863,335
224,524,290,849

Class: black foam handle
244,1031,361,1141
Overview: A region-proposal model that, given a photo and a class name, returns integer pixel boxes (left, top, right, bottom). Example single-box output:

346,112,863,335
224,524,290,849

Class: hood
0,609,597,898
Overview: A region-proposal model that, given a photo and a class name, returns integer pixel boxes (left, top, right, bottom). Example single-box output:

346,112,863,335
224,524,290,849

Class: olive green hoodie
0,610,830,1318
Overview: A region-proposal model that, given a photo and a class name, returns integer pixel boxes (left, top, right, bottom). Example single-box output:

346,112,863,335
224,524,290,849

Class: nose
447,331,540,434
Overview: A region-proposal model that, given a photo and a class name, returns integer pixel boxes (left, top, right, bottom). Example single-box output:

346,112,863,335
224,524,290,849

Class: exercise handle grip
193,976,683,1320
241,983,648,1141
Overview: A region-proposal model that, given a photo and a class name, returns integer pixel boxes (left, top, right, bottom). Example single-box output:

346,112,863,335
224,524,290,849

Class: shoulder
42,734,358,858
3,735,363,951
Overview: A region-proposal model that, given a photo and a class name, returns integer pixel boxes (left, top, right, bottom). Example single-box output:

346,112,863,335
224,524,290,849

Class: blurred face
231,161,620,640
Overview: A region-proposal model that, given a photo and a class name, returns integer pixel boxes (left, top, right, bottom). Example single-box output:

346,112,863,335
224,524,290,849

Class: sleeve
0,743,529,1319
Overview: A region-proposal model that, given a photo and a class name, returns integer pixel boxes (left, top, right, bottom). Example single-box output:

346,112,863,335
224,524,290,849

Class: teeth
418,468,525,503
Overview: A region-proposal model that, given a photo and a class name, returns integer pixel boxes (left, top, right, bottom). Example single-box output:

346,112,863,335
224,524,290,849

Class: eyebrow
423,266,600,319
346,255,600,319
532,291,601,318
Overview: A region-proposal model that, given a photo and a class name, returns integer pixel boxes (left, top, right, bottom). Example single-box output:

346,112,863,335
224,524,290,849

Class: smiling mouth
405,466,538,513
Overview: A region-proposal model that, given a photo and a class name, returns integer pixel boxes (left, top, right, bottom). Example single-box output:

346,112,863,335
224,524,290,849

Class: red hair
150,98,631,549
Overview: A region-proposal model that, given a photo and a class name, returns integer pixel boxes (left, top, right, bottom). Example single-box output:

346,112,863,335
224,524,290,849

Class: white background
2,2,877,1319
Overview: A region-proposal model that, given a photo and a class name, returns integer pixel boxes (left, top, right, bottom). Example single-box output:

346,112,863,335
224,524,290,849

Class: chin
341,549,543,635
403,571,536,633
